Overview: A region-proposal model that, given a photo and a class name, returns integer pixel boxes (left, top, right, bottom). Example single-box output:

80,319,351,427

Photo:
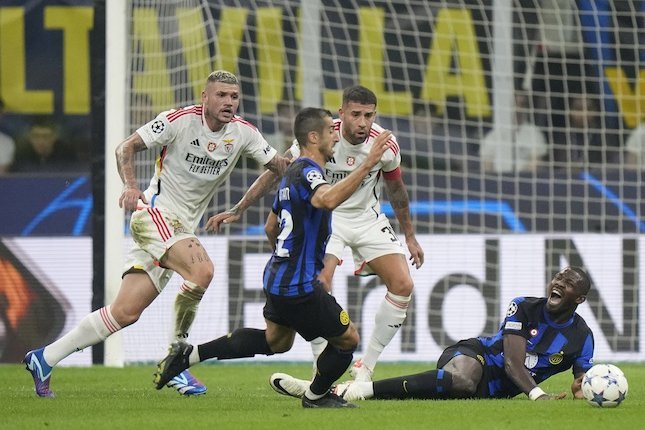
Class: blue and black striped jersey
263,158,330,297
478,297,594,398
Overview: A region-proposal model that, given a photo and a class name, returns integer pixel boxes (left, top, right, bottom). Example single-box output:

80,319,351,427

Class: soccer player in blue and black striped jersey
154,107,393,408
272,266,594,402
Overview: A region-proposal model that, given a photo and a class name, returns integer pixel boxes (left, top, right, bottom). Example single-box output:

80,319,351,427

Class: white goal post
104,0,644,365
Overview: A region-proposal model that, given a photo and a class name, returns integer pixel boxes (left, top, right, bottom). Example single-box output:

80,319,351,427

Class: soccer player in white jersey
212,85,424,383
23,70,289,398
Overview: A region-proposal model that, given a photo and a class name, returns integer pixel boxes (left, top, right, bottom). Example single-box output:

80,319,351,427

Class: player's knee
193,262,214,288
268,336,294,354
450,373,478,397
110,304,141,327
385,276,414,296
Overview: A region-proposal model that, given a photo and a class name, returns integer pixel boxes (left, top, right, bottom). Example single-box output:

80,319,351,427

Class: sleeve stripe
166,105,201,123
369,128,400,155
231,116,259,131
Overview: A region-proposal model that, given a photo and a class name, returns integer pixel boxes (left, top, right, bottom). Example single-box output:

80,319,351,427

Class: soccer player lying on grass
270,266,594,402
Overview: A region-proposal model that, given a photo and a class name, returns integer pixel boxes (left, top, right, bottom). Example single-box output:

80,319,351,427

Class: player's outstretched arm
312,131,392,210
116,132,148,211
384,176,424,269
503,333,566,400
205,153,291,233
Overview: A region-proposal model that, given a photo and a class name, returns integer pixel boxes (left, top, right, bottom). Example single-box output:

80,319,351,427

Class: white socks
188,345,201,366
173,281,206,341
310,337,328,378
361,292,411,370
43,306,122,366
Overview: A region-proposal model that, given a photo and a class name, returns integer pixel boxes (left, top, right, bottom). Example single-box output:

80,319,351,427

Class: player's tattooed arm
384,176,424,268
206,150,293,232
116,132,148,210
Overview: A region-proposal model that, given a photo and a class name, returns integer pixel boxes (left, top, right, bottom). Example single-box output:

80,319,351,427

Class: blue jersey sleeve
573,332,595,375
501,297,531,339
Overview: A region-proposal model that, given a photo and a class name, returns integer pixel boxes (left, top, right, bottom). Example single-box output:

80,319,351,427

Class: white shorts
326,212,405,276
122,206,196,293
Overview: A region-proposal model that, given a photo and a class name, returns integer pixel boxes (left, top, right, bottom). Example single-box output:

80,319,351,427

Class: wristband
528,387,547,401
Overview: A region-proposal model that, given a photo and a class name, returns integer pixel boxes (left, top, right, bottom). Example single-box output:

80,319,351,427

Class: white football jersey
136,105,277,231
289,118,400,218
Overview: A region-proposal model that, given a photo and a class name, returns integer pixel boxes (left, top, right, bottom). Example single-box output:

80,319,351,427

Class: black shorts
263,283,351,341
436,338,491,398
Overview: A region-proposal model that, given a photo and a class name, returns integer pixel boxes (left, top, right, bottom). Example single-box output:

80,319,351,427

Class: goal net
105,0,644,365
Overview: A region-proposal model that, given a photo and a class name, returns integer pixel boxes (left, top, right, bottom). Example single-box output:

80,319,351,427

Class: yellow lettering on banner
45,6,93,114
256,8,284,113
605,67,645,128
177,8,212,103
421,8,490,117
212,8,247,74
358,7,411,115
131,8,174,110
0,7,53,113
323,89,343,112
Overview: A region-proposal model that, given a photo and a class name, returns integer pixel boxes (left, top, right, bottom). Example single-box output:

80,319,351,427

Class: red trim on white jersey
147,207,172,241
353,260,367,276
167,106,202,123
231,116,259,131
369,128,399,155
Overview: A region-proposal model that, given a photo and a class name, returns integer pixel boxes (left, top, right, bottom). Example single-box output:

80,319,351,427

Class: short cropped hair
294,107,333,148
570,266,591,295
206,70,240,86
342,85,377,107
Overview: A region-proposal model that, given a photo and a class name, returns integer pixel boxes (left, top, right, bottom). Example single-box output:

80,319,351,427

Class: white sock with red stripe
361,292,411,370
173,281,206,341
43,305,122,366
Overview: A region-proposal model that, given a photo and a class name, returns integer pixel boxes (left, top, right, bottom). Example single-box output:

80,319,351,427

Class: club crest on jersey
208,141,217,152
151,120,165,134
223,139,234,153
339,310,350,326
346,156,355,166
169,219,187,234
549,352,564,365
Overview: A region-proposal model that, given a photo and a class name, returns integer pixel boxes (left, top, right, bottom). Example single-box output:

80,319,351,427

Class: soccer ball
581,364,628,407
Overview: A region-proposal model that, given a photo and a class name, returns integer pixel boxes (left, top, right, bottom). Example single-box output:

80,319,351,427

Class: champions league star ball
581,364,628,407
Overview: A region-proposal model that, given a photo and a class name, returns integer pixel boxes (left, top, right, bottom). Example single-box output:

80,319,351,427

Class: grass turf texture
3,362,643,430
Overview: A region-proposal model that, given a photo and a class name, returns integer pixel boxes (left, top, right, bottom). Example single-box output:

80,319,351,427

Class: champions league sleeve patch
150,120,166,134
305,168,326,189
506,300,518,317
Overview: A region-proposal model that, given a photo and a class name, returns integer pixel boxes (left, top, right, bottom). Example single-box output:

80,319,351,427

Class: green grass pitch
2,362,642,430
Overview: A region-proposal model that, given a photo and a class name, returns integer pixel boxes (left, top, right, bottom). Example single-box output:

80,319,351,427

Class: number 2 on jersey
275,209,294,257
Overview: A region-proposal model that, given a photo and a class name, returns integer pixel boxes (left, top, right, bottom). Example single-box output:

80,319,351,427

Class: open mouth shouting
548,286,563,307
